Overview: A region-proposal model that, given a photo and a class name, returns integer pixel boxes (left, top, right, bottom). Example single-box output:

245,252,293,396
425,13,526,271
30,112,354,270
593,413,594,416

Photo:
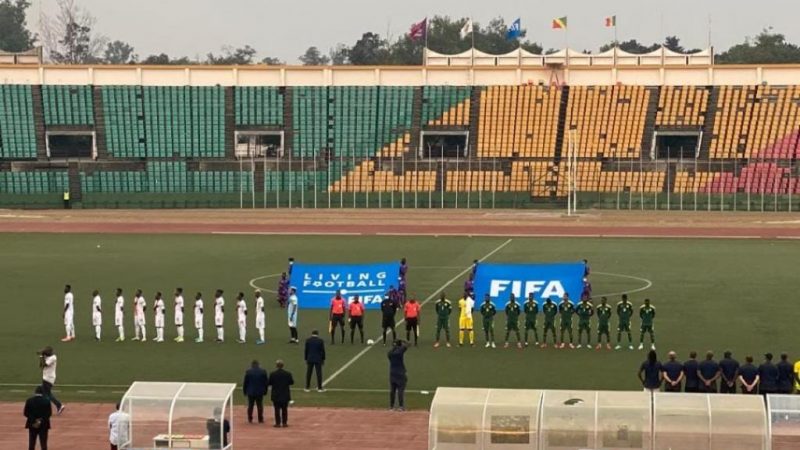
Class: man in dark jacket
24,386,52,450
388,339,410,411
759,353,779,396
267,360,294,428
683,351,700,393
304,330,326,392
777,353,795,394
242,360,269,424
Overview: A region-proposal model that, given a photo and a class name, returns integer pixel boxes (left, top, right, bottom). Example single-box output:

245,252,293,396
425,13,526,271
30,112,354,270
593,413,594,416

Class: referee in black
380,294,398,346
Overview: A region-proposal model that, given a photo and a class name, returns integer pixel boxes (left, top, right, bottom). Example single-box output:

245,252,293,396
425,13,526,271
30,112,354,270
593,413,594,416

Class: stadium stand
235,87,283,126
102,86,147,158
42,85,94,126
422,86,471,126
0,84,37,159
656,86,708,127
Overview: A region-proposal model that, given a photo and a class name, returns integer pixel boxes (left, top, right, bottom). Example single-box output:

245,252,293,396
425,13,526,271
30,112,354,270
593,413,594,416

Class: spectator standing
388,340,410,411
661,351,684,392
38,347,64,414
719,351,740,394
638,350,662,393
287,288,299,344
304,330,326,392
267,360,294,428
777,353,794,394
759,353,779,396
108,402,129,450
697,351,721,393
24,386,51,450
738,356,760,395
683,351,700,393
243,360,269,424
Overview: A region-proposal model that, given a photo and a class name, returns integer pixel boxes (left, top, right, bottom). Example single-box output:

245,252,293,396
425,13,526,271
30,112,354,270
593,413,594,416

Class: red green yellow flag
605,16,616,27
552,16,567,29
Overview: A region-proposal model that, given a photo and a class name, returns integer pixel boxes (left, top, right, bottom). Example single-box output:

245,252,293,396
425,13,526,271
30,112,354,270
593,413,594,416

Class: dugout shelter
119,381,236,449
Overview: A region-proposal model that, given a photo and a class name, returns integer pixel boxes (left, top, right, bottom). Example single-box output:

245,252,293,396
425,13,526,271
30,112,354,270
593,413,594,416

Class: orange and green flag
552,16,567,29
605,15,616,27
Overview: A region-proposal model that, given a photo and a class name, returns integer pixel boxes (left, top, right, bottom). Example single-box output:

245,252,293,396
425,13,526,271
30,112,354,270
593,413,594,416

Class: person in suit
242,360,269,424
304,330,326,392
24,386,52,450
267,360,294,428
388,339,410,411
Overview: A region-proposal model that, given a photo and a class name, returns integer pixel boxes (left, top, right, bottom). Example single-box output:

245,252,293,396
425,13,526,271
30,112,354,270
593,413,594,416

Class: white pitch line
0,384,432,395
248,273,282,293
322,238,513,388
591,271,653,298
212,231,363,236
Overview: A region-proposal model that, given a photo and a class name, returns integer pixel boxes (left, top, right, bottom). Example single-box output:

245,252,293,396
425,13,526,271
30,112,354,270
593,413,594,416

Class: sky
25,0,799,63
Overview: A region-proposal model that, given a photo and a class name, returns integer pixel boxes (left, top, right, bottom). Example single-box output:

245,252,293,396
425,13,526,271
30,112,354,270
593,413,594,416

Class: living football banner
473,262,586,304
289,261,401,309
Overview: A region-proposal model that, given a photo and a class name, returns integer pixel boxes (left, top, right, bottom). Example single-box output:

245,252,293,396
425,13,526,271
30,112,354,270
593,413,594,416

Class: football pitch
1,232,798,410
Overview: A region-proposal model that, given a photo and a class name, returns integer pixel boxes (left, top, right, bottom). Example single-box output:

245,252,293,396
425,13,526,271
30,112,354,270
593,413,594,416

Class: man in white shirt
114,288,125,342
132,289,147,342
255,290,266,345
236,292,247,344
92,290,102,341
108,402,129,450
194,292,204,343
39,346,65,414
62,285,75,342
154,292,166,343
287,287,299,344
173,288,185,343
214,289,225,343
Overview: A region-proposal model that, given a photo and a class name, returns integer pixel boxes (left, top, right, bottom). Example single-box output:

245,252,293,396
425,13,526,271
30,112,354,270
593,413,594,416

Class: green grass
1,233,798,410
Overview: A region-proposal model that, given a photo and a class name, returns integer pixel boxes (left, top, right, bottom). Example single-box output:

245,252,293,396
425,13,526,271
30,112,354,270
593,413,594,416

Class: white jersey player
154,292,166,342
194,292,204,343
254,290,265,345
214,290,225,343
174,288,185,343
62,285,75,342
114,288,125,342
236,292,247,343
132,290,147,342
91,290,102,341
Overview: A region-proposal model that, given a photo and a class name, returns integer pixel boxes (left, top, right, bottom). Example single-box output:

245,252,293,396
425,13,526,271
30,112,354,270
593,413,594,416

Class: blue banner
289,261,401,309
473,262,586,305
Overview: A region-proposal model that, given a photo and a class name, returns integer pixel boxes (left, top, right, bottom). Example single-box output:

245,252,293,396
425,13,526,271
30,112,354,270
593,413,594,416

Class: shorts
115,315,123,327
482,319,494,331
155,316,164,328
256,315,265,329
214,315,224,327
618,322,631,332
598,324,610,335
524,319,537,330
136,315,146,326
436,318,450,330
459,317,474,330
381,316,395,329
578,322,591,332
559,322,573,330
331,314,345,327
237,319,246,328
195,317,203,328
350,316,363,329
92,314,102,327
174,314,183,326
506,321,519,331
543,322,556,332
405,318,418,330
641,325,654,333
64,313,74,326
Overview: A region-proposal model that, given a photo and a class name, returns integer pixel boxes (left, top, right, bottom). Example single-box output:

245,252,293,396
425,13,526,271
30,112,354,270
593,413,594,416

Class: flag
409,18,427,41
460,19,473,40
605,15,616,27
506,18,521,40
552,16,567,29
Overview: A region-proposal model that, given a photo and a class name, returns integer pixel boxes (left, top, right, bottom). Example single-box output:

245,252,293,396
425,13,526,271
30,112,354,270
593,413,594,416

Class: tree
103,40,136,64
329,43,349,65
717,28,800,64
600,39,660,54
42,0,107,63
298,46,330,65
141,53,192,65
0,0,35,52
348,32,388,65
261,56,284,65
206,45,257,65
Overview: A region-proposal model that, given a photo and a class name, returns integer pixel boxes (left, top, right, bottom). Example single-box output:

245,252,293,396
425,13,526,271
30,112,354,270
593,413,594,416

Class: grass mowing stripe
322,238,513,387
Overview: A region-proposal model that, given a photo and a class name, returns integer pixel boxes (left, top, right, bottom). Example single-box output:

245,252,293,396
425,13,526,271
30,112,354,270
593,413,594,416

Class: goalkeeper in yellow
458,291,476,347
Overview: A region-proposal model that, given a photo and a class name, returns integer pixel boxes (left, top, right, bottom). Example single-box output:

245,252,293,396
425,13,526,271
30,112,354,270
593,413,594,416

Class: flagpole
423,17,429,66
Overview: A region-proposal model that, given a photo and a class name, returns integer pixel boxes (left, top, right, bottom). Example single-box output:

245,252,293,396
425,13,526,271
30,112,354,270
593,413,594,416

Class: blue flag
473,262,586,305
288,261,401,309
506,18,522,40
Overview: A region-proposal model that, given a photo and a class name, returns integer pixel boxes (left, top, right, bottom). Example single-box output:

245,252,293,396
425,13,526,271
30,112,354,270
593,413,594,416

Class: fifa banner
473,262,586,304
289,261,401,309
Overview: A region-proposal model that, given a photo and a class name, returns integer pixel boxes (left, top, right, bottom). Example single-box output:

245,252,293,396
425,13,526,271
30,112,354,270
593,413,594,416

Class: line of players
430,292,656,350
60,284,283,344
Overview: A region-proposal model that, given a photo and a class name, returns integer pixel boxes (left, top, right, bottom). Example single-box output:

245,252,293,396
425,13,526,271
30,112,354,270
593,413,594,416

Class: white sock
70,324,75,338
178,326,184,338
118,326,124,339
65,325,70,337
141,326,147,340
217,327,223,341
259,328,265,341
239,325,245,341
95,326,101,340
135,326,141,339
198,329,204,340
157,328,163,340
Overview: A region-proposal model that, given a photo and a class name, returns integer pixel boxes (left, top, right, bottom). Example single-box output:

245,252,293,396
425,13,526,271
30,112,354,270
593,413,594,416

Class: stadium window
420,131,469,158
235,132,283,158
654,131,699,159
46,132,95,159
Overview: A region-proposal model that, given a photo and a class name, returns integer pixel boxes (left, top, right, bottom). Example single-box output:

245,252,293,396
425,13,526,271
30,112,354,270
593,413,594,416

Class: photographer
388,339,410,411
38,347,64,415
